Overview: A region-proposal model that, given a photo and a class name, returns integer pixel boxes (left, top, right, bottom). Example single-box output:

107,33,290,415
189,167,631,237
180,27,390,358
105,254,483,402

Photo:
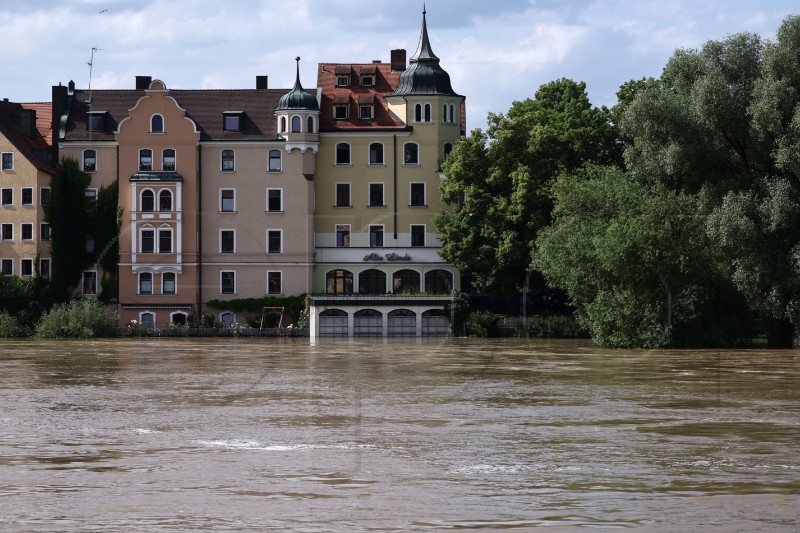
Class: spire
293,56,303,90
276,57,319,111
410,5,439,63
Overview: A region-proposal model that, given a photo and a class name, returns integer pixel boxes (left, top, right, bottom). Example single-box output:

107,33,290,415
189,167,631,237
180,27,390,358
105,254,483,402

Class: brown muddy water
0,338,798,532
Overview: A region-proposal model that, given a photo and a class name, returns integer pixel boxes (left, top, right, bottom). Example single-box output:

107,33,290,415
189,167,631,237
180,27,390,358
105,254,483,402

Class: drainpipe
393,134,398,239
196,145,202,321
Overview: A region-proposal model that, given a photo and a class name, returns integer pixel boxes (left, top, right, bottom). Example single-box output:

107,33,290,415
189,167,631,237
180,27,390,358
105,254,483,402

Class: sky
1,0,798,133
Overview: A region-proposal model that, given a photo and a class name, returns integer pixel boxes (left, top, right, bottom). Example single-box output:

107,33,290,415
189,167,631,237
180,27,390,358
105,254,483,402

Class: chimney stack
20,109,36,139
391,49,406,72
256,75,269,89
136,76,152,90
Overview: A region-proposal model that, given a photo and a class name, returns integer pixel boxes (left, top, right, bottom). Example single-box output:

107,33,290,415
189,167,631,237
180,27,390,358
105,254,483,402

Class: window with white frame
334,104,348,120
336,224,350,247
335,143,351,165
267,271,282,295
307,116,315,133
411,224,426,247
140,229,155,253
361,74,374,87
221,149,235,171
424,103,431,122
39,258,50,279
268,149,281,172
220,271,236,294
82,271,97,294
221,312,235,328
83,149,97,172
40,187,50,206
139,149,153,171
369,183,384,207
159,189,172,211
140,312,156,328
291,115,301,133
414,103,422,122
40,223,50,241
359,105,373,120
20,258,33,277
335,183,351,207
162,272,176,294
1,188,12,206
369,225,384,247
21,223,33,241
139,272,153,295
336,74,350,87
223,113,241,132
21,187,33,205
369,142,384,165
220,189,235,212
85,188,98,210
1,153,13,171
266,229,282,253
404,142,419,165
1,259,12,276
279,117,287,133
220,230,235,253
162,148,176,171
1,223,12,241
140,189,155,212
150,114,164,133
410,182,426,206
266,188,282,212
158,228,172,253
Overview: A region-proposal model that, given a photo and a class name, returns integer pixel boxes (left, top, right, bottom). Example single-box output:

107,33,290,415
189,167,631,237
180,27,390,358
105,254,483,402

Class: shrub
35,299,119,338
512,314,589,339
466,310,499,337
0,312,31,338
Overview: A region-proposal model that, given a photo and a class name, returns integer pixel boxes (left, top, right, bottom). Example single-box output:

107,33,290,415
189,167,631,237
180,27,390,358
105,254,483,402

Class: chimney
20,109,37,139
256,75,269,89
391,49,406,72
136,76,152,90
52,83,68,149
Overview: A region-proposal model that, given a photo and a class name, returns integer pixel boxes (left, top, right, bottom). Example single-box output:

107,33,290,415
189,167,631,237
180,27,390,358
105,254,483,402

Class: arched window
319,309,347,337
140,312,156,329
150,114,163,133
354,309,382,337
422,310,450,336
442,103,448,123
369,142,384,165
335,143,351,165
139,272,153,294
388,309,416,337
425,270,454,294
424,103,431,122
171,312,187,325
162,272,176,294
158,189,172,211
359,269,387,294
414,103,422,122
139,149,153,171
326,269,354,294
83,149,96,172
140,189,155,212
404,142,419,165
279,116,287,133
393,269,420,294
449,104,456,123
162,148,176,171
307,116,315,133
220,312,235,328
291,115,301,133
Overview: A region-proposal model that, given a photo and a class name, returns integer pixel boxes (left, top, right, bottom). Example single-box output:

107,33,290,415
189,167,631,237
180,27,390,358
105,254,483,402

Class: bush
35,299,119,338
466,310,499,337
0,312,31,338
512,314,589,339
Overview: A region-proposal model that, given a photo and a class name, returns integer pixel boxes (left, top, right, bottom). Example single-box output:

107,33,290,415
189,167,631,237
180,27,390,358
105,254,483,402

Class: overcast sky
1,0,797,132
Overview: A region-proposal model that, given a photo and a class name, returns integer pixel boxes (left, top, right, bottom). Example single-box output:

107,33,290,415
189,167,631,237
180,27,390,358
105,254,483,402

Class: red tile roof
0,100,57,175
21,102,53,145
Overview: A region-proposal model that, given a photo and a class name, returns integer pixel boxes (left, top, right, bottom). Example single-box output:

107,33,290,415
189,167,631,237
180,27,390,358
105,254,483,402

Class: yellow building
310,10,464,337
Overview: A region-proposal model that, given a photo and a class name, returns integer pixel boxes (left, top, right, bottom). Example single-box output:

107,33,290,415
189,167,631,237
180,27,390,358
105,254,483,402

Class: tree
435,78,621,295
620,15,800,346
534,165,750,348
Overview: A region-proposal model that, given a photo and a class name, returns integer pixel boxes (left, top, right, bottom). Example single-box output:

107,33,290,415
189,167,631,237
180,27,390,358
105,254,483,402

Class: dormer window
336,75,350,87
87,111,106,131
359,105,373,120
361,75,374,87
223,111,243,132
334,104,348,120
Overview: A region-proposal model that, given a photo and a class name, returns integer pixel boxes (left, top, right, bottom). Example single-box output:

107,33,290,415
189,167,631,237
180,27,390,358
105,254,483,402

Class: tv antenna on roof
87,47,103,93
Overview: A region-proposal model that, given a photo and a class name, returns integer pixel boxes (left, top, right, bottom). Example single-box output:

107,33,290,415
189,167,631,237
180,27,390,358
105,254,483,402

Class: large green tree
435,78,621,295
535,165,750,348
620,15,800,346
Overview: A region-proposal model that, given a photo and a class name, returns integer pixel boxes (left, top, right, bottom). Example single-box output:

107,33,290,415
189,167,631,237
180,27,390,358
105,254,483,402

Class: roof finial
294,57,303,89
423,3,426,16
410,4,438,63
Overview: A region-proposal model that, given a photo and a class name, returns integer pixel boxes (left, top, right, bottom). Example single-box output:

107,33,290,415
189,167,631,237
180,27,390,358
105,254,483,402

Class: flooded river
0,338,798,532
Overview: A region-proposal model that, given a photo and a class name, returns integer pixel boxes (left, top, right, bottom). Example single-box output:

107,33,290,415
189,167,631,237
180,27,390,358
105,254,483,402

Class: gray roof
392,10,459,97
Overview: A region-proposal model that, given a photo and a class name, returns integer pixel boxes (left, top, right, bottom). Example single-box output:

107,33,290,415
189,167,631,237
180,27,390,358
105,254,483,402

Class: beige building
0,100,56,282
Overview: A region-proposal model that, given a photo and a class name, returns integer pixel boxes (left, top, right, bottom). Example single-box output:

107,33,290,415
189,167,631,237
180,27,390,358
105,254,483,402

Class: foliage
206,294,307,325
534,165,750,348
0,312,30,338
35,299,119,339
0,275,53,328
444,288,470,336
435,79,622,295
465,310,499,338
512,314,588,339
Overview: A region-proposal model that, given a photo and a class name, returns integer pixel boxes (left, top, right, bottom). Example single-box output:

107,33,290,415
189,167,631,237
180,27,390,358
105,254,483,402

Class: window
21,223,33,241
83,150,97,172
1,223,11,241
335,143,350,165
40,223,50,241
140,312,155,328
359,269,386,295
1,259,11,276
266,189,282,212
411,224,425,247
336,75,350,87
139,272,153,295
369,183,384,207
279,117,287,133
21,259,32,277
140,190,155,212
307,116,315,133
336,224,350,247
220,312,235,328
162,149,176,171
404,143,419,165
162,272,176,294
369,143,384,166
140,229,155,253
267,271,282,295
1,188,12,206
359,105,373,120
334,105,348,120
291,116,301,133
220,189,235,212
159,190,172,211
150,114,164,133
361,74,374,87
444,143,454,159
21,188,33,205
326,269,353,294
268,149,281,172
369,225,384,247
424,103,431,122
221,230,235,253
443,103,449,123
221,271,236,294
39,258,50,279
410,183,426,206
86,236,94,253
87,113,105,131
85,189,98,210
267,229,282,253
425,269,454,294
335,183,351,207
82,271,97,295
414,103,422,122
224,114,240,132
139,149,152,171
171,312,187,325
40,188,50,206
448,104,456,123
221,149,235,171
2,153,13,170
393,269,421,293
158,228,172,253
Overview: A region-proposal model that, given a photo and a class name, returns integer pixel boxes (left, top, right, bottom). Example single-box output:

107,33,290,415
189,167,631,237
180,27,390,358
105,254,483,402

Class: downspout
393,134,398,239
196,144,202,321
